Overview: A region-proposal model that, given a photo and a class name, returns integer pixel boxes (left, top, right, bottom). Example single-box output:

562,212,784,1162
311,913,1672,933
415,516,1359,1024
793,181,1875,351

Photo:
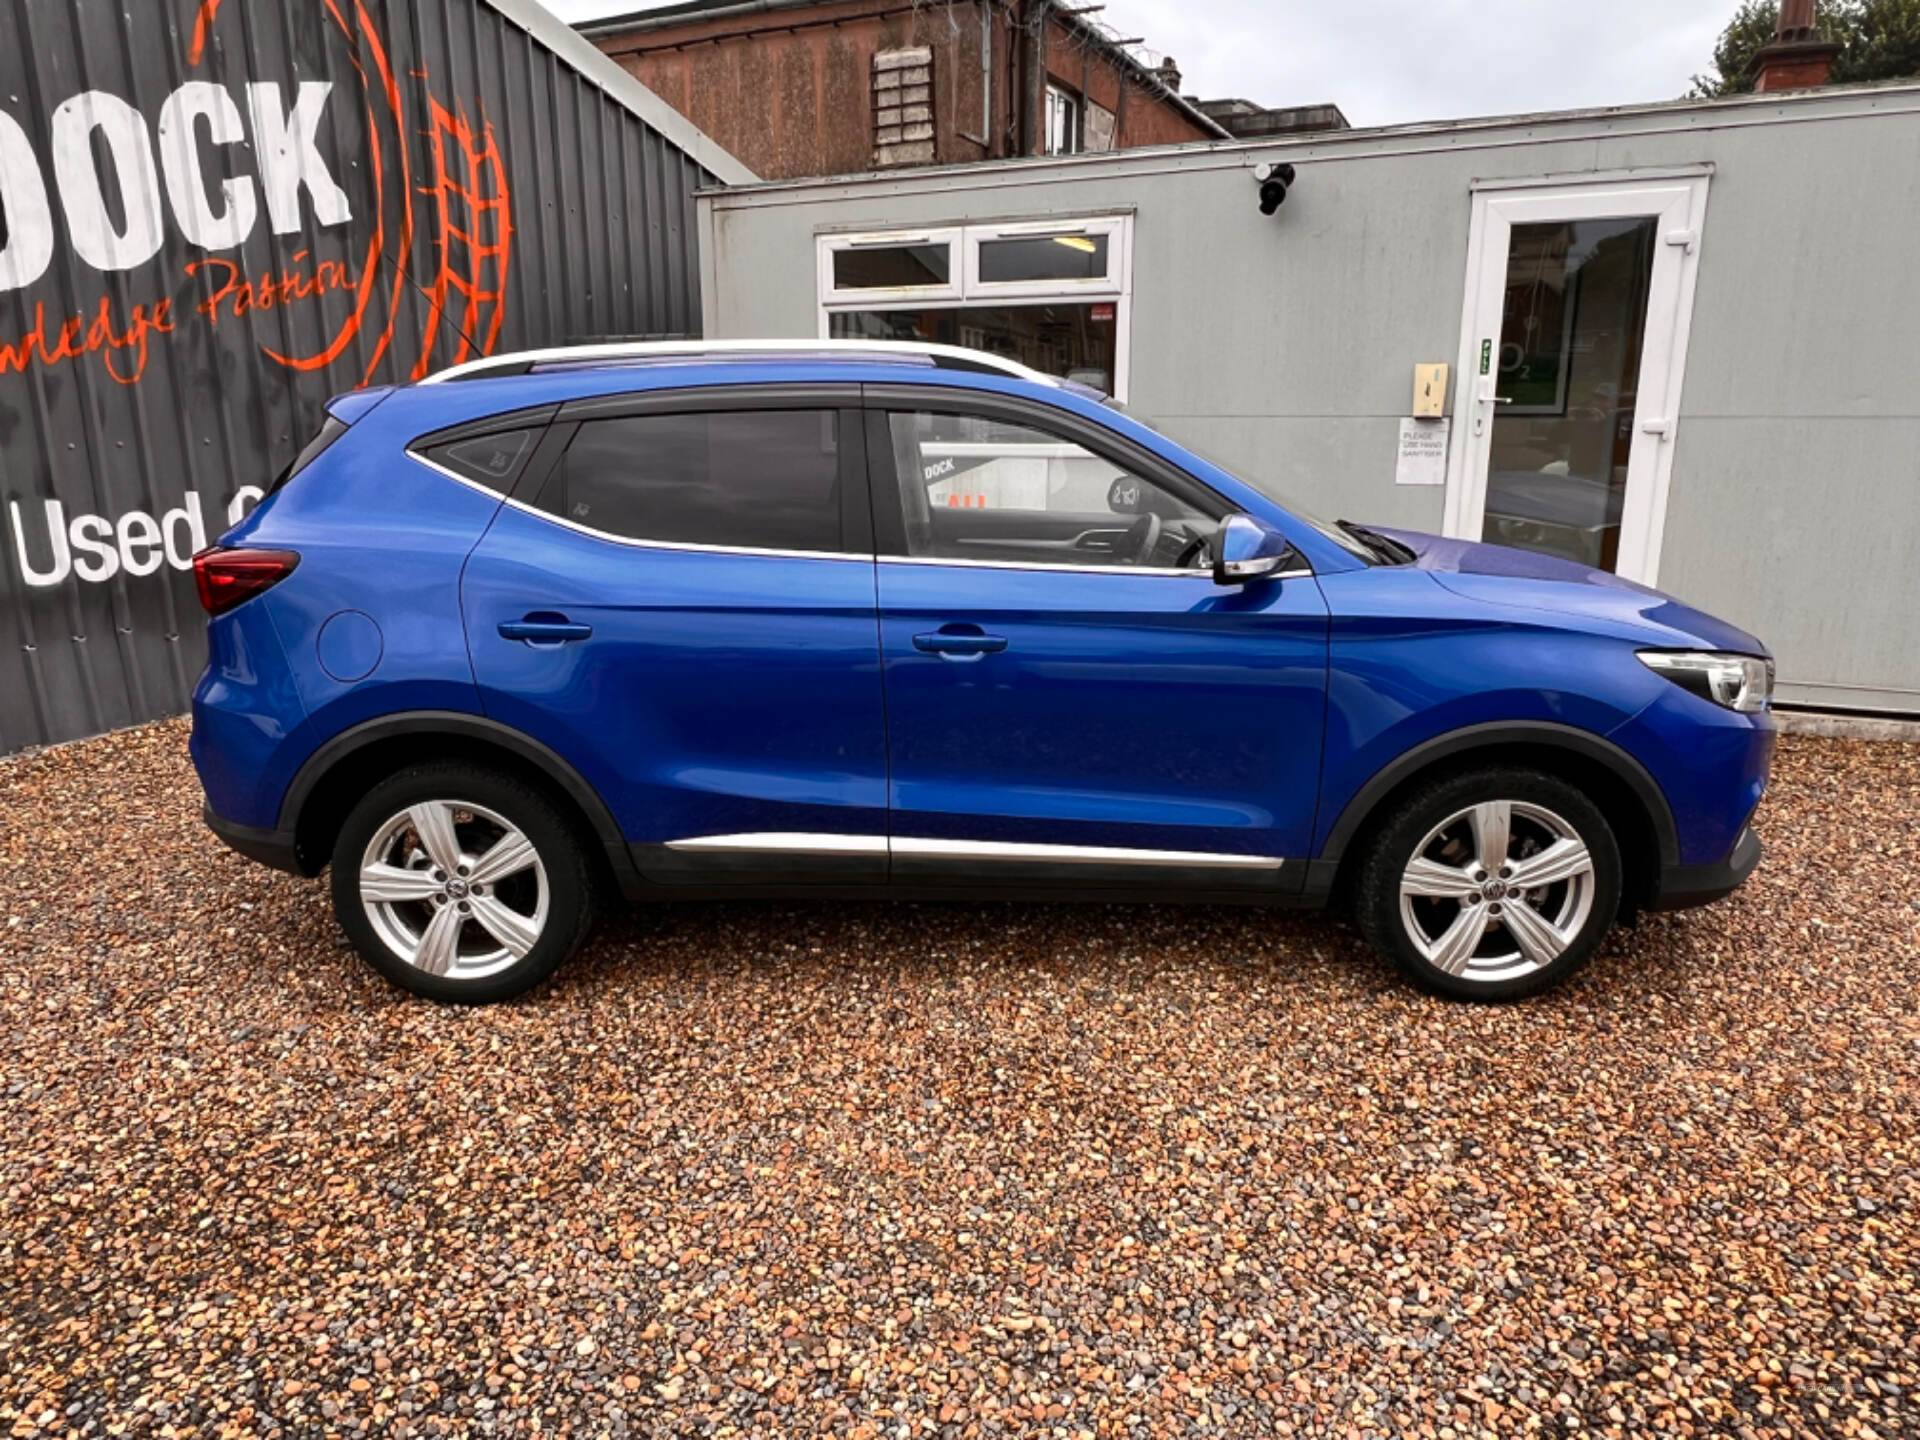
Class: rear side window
542,410,843,553
421,428,540,493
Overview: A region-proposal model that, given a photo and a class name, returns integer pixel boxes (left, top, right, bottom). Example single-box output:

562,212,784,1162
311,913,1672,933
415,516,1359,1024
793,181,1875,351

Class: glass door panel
1448,176,1707,587
1483,217,1656,571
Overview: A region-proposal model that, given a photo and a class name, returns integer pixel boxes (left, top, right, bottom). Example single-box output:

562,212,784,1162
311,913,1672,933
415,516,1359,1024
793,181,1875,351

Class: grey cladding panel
705,90,1920,711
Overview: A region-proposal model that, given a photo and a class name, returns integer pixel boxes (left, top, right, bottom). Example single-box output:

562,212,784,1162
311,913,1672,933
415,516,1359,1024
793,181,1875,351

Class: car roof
345,356,1099,440
362,343,1119,432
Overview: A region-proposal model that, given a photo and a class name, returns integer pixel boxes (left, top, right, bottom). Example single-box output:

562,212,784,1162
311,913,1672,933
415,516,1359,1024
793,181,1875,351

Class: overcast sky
541,0,1742,128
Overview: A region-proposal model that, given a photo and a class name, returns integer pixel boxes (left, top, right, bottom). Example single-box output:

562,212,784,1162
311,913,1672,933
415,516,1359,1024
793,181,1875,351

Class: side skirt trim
665,832,890,857
890,837,1284,869
665,832,1285,870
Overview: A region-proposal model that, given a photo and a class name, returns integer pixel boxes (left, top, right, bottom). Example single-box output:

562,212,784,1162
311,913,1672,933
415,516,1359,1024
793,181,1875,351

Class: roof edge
1051,8,1231,141
582,0,857,38
482,0,759,184
700,78,1920,201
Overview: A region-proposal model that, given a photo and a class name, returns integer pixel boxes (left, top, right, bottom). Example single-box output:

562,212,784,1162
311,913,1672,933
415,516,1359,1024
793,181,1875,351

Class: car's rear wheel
1354,767,1622,1000
330,763,596,1003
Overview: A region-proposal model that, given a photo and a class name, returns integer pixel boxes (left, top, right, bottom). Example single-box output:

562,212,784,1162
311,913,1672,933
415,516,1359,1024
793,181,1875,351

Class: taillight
193,547,300,616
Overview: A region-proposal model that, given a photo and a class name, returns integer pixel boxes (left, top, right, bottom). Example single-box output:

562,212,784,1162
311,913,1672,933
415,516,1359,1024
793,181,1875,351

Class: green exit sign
1480,339,1493,375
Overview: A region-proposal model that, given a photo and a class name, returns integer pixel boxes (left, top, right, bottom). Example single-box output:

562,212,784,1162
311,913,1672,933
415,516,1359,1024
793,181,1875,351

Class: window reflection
829,303,1116,393
1483,217,1656,572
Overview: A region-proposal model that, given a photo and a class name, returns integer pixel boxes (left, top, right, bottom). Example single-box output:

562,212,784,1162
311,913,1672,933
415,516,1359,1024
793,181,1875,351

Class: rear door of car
864,383,1331,889
459,384,889,885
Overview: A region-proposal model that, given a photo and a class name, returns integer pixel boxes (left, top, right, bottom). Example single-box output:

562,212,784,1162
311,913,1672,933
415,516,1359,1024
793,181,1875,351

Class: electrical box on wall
1413,363,1449,418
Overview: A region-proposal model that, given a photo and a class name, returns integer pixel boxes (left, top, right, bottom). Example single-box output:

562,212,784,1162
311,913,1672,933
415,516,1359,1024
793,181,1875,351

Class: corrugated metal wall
0,0,728,753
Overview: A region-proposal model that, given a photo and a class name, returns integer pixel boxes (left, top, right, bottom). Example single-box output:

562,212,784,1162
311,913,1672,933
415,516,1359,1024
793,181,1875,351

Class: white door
1443,174,1709,584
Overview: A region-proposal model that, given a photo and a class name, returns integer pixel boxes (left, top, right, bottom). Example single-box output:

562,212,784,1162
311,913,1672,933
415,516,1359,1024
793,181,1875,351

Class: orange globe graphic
188,0,513,386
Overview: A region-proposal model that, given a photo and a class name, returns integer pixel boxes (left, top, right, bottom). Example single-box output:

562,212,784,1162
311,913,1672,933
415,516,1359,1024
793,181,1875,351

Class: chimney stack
1750,0,1841,92
1156,56,1182,92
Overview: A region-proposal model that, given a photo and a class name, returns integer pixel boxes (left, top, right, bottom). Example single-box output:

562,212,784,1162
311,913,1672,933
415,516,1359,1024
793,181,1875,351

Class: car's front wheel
1354,767,1622,1000
330,762,597,1003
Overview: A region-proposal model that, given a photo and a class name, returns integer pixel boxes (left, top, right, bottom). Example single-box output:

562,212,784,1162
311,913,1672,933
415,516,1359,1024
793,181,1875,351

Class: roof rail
421,339,1060,386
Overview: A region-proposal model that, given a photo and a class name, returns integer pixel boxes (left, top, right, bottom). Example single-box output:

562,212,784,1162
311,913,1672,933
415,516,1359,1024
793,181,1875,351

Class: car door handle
913,625,1008,657
498,614,593,645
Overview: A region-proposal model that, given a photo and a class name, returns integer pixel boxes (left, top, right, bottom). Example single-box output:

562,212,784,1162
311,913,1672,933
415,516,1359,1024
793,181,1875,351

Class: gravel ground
2,722,1917,1440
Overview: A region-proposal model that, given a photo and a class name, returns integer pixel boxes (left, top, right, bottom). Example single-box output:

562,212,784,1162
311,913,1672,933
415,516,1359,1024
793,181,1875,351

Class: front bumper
204,803,306,875
1648,823,1762,912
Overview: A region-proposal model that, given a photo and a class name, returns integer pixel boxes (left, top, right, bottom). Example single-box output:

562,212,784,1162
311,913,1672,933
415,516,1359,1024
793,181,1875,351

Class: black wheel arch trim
277,711,634,885
268,714,1682,913
1647,823,1761,911
1309,720,1680,895
204,803,303,874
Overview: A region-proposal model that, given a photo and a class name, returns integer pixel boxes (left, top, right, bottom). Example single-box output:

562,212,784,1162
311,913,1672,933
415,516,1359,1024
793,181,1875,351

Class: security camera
1255,162,1296,215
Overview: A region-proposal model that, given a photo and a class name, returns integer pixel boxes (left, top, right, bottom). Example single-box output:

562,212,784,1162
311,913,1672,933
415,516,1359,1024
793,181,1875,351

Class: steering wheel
1124,512,1163,566
1171,531,1210,571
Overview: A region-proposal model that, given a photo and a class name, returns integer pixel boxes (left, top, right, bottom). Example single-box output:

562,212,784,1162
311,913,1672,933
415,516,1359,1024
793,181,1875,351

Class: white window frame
1045,83,1083,155
817,227,964,307
1443,169,1709,587
962,216,1128,301
815,215,1134,400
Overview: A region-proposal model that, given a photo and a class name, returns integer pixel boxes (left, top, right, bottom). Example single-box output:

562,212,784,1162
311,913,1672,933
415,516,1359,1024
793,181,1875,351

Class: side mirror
1213,513,1297,586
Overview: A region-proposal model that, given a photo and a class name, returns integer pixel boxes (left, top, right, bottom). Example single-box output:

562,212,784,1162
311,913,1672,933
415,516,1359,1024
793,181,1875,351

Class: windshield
1104,402,1381,565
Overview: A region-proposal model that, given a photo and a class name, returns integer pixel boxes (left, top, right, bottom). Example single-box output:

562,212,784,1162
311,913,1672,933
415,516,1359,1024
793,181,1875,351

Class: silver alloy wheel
357,800,549,981
1398,799,1595,984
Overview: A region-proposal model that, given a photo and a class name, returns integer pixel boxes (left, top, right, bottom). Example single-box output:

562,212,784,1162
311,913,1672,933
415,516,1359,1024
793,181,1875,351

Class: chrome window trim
887,555,1203,578
408,451,522,501
882,555,1313,580
666,833,1285,870
411,457,1310,576
493,493,871,563
409,453,871,560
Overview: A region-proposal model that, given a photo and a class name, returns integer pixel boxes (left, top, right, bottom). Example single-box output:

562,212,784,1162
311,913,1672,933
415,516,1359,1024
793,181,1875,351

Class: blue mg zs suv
190,342,1774,1003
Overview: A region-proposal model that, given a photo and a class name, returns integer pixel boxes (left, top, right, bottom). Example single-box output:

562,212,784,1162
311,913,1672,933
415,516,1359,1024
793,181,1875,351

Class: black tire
1353,766,1622,1001
329,762,597,1003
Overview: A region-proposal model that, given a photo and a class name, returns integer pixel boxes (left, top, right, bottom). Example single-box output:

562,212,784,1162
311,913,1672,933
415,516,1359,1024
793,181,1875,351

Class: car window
421,428,540,493
884,410,1218,570
271,414,349,493
1111,407,1377,566
542,410,843,553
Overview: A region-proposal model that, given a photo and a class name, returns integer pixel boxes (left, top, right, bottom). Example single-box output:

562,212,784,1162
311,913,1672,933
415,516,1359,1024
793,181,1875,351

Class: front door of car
864,387,1331,888
460,389,889,884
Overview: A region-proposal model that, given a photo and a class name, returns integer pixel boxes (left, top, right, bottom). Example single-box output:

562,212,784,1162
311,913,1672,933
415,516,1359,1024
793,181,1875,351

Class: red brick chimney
1750,0,1842,92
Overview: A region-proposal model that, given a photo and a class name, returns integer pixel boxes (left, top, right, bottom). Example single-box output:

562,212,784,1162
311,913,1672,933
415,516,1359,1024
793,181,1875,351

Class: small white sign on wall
1395,417,1450,487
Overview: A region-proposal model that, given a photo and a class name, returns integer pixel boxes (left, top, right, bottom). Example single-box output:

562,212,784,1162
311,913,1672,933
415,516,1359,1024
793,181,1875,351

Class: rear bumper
1648,823,1762,912
204,803,307,875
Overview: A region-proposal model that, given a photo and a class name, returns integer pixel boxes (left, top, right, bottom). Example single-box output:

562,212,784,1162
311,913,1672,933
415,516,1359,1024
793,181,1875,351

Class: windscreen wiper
1336,519,1416,565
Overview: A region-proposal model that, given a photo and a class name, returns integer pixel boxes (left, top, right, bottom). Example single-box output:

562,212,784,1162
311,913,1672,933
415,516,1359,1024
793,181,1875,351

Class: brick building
583,0,1227,181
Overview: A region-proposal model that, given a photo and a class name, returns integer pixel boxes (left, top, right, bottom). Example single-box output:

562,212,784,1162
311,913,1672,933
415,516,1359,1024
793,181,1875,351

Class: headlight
1637,650,1774,713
